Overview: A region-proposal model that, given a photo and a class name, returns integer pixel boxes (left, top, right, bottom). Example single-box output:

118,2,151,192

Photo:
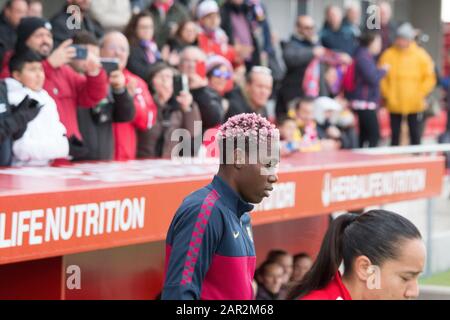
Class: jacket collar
212,175,254,218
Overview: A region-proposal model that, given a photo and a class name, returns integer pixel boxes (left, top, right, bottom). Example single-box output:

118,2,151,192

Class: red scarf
154,0,174,14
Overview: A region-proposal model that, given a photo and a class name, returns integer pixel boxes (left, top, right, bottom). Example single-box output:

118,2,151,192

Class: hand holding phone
71,45,88,60
173,74,189,97
100,58,120,75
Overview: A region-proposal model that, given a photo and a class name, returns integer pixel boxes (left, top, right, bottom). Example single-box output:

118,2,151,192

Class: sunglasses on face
211,68,232,80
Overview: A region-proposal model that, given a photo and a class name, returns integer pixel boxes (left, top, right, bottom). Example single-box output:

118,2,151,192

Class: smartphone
100,58,120,75
195,61,206,79
173,74,189,97
71,45,88,60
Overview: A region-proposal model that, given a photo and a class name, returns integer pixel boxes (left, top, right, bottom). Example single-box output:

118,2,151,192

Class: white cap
197,0,219,19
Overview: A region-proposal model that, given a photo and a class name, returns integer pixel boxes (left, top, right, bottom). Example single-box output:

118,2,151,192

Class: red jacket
42,60,108,139
197,31,237,66
113,69,157,161
1,53,108,139
0,50,12,79
300,272,352,300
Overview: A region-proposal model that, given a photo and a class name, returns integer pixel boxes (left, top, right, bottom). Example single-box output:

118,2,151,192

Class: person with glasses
276,15,327,119
206,54,234,96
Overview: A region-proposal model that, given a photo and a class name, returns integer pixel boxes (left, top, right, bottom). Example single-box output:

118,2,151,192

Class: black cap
15,17,52,53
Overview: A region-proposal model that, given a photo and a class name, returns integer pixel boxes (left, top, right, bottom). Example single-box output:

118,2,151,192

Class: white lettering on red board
321,170,427,207
0,197,145,249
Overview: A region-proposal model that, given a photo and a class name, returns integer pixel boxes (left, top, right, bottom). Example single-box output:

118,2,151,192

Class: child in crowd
6,50,69,166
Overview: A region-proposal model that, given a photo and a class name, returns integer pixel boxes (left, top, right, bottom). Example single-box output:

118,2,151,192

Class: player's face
363,239,425,300
236,139,280,204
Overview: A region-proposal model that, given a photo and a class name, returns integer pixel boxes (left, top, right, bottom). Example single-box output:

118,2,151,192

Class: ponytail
287,210,421,300
286,213,358,300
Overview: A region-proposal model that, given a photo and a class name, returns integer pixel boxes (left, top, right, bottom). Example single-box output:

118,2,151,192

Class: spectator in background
148,0,190,49
443,71,450,133
314,96,358,150
220,0,261,70
290,97,322,152
167,19,198,53
50,0,104,47
255,261,284,300
138,62,201,158
179,47,224,133
0,84,41,166
6,50,69,166
291,253,313,283
206,54,233,97
379,1,397,54
276,15,327,118
0,0,28,52
27,0,42,18
89,0,132,32
379,23,436,146
70,32,135,161
5,17,108,152
100,31,157,161
277,116,301,156
225,65,273,121
196,0,237,66
320,5,356,55
125,11,162,82
342,1,361,38
349,31,387,148
265,249,293,299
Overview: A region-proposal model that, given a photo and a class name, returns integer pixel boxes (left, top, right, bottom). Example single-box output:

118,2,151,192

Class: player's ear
234,148,245,169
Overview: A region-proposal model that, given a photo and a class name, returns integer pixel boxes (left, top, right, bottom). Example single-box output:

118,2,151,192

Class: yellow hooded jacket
379,42,436,115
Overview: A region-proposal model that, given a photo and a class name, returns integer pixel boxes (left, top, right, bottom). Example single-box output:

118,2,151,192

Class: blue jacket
320,23,357,55
350,47,387,103
162,175,256,300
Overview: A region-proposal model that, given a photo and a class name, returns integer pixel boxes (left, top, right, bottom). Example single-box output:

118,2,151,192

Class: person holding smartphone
137,62,201,158
68,31,136,161
100,31,157,161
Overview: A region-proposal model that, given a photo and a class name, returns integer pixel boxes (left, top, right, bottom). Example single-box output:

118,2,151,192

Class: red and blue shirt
162,175,256,300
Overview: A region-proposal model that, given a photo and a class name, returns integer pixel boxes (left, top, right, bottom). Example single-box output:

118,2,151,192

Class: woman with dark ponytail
288,210,426,300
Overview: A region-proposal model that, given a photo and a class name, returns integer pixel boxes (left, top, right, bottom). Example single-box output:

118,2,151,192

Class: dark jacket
320,22,356,55
191,86,224,132
317,121,358,150
0,13,16,53
167,37,196,53
224,86,268,122
276,35,328,118
137,97,201,158
0,82,41,166
255,285,279,301
350,46,387,103
50,6,104,47
148,2,190,49
76,88,135,161
220,2,261,69
162,175,256,300
126,45,162,82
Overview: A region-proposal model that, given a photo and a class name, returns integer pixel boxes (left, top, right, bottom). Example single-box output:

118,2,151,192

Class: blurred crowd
0,0,449,167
